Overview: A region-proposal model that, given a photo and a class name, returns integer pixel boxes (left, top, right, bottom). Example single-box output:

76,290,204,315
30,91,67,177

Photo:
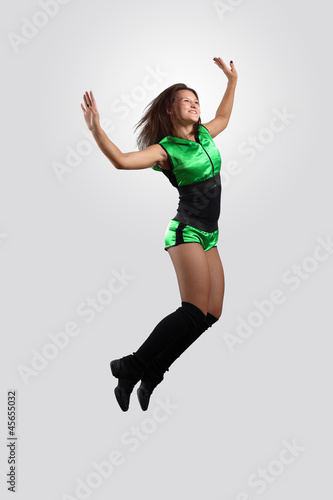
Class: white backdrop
1,0,332,499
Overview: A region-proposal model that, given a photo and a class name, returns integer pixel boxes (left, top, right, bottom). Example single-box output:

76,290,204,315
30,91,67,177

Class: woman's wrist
227,79,237,88
91,123,103,137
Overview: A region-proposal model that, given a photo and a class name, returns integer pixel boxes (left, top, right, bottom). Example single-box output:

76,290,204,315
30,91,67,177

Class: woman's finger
214,56,225,66
90,90,97,106
84,91,92,107
84,94,93,111
221,61,228,70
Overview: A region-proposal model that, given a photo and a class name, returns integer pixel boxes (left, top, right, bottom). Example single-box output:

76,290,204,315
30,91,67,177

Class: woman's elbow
108,159,123,169
108,154,126,170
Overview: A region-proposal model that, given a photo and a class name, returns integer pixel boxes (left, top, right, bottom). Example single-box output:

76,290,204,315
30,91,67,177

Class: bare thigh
167,243,210,315
205,246,225,318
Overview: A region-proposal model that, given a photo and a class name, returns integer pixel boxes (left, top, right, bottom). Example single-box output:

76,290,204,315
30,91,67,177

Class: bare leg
205,246,225,318
167,243,225,318
167,242,211,315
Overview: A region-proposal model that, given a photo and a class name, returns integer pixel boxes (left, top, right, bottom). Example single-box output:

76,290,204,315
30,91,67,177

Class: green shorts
164,219,219,252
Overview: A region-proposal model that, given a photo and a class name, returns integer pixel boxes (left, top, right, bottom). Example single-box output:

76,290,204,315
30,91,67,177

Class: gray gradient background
1,0,332,499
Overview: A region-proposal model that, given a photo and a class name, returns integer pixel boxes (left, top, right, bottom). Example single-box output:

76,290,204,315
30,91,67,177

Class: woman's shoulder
198,123,210,135
158,135,172,144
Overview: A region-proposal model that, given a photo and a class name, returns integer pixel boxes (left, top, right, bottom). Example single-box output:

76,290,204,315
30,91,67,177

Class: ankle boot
137,380,157,412
137,359,165,411
110,354,144,411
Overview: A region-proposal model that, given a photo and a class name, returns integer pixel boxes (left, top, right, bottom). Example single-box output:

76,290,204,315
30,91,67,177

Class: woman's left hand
81,90,101,132
213,57,238,84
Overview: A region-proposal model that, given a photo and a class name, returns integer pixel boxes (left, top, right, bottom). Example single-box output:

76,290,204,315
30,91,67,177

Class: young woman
81,57,237,412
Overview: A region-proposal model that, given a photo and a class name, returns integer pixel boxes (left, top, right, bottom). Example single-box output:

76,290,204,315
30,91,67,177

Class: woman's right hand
81,90,100,131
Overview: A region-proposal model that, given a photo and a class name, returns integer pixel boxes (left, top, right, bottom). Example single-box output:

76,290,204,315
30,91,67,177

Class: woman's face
169,90,200,125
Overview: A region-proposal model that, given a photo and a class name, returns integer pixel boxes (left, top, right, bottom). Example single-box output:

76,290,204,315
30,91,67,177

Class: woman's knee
207,298,224,320
207,309,222,321
183,295,209,316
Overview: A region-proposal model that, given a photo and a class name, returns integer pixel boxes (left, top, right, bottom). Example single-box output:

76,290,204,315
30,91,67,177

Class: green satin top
152,124,221,187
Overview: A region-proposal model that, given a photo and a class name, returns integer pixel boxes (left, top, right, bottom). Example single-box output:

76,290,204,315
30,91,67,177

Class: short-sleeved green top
152,124,221,187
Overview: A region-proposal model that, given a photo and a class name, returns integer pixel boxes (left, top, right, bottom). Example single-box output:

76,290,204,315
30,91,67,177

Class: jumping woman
81,56,238,412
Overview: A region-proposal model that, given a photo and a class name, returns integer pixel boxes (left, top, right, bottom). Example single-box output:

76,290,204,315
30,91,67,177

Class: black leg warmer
136,308,220,410
133,301,207,368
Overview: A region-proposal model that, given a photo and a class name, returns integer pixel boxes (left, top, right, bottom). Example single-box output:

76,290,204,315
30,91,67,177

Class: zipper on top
197,138,216,186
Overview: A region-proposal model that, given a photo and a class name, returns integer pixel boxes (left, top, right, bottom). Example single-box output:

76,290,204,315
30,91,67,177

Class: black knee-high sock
142,312,219,386
133,302,207,368
157,312,219,368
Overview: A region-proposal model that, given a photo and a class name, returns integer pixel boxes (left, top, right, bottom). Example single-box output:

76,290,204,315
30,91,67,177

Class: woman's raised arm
81,91,166,170
202,58,238,139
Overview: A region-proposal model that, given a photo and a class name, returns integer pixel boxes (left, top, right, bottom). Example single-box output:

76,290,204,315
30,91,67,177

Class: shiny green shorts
164,219,219,252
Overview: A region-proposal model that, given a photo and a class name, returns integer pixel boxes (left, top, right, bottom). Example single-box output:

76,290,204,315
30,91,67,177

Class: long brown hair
134,83,201,150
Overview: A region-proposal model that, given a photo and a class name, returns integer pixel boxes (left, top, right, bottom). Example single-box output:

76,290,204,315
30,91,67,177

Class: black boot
110,354,144,411
137,311,219,410
137,359,165,411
